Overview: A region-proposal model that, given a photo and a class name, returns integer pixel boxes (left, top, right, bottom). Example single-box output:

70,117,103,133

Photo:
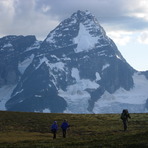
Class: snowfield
74,23,98,53
59,67,100,113
58,69,148,113
93,73,148,113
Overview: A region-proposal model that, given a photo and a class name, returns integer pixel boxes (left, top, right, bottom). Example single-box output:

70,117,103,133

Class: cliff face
0,35,39,86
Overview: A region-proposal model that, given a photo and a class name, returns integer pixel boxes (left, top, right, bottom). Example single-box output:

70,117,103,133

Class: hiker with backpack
51,121,58,139
61,119,70,138
120,109,131,131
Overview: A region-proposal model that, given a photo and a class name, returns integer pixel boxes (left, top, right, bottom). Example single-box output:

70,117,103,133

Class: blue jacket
61,122,69,130
51,123,58,131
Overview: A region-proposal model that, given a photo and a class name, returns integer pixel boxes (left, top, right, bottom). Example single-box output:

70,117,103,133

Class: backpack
121,109,128,120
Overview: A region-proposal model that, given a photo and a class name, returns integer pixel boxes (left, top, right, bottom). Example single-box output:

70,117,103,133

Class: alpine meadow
0,111,148,147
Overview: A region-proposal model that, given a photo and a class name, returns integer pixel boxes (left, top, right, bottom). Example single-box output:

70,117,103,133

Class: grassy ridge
0,111,148,148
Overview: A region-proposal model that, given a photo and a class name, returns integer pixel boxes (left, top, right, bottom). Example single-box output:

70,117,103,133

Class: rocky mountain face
0,10,148,113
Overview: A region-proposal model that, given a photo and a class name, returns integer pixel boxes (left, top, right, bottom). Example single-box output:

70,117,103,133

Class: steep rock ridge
0,10,147,113
0,35,40,87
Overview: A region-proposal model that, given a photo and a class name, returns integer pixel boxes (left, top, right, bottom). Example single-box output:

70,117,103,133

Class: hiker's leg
123,120,127,131
63,129,66,138
64,130,67,138
53,131,56,139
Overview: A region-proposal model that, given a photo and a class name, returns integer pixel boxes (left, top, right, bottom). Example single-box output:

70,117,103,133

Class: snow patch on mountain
0,85,16,110
37,56,66,73
18,54,34,74
46,31,56,43
36,56,49,69
95,72,101,81
102,64,110,71
93,72,148,113
71,68,80,81
116,54,122,60
74,23,98,53
43,108,51,113
50,62,65,71
25,41,41,52
3,43,13,48
2,43,14,51
13,89,24,98
51,55,60,61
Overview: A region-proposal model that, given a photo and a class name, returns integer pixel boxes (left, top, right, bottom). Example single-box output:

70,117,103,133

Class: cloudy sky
0,0,148,71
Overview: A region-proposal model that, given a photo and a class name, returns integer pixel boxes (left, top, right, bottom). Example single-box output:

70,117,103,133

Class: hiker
51,121,58,139
120,109,131,131
61,119,70,138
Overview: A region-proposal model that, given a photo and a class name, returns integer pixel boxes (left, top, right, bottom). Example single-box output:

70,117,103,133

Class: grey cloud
34,0,148,31
0,0,148,39
35,0,129,19
99,16,148,31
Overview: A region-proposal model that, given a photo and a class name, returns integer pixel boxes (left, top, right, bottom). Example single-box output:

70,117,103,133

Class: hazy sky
0,0,148,71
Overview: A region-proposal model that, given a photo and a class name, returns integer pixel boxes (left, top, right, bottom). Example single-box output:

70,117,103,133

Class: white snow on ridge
43,108,51,113
102,64,110,71
50,62,65,71
13,89,23,97
93,72,148,113
37,56,65,72
0,85,16,110
25,41,40,52
116,54,122,60
3,43,13,48
74,23,98,53
36,56,49,69
46,32,56,43
38,57,66,88
18,54,34,74
51,55,60,61
71,68,80,81
1,43,14,51
59,67,100,113
95,72,101,81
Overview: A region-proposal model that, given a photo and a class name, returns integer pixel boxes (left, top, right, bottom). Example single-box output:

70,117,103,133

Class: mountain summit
0,10,148,113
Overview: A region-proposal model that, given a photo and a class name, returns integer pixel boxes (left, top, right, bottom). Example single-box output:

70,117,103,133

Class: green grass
0,111,148,148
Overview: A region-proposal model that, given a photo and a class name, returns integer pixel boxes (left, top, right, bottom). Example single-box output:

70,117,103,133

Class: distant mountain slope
0,10,148,113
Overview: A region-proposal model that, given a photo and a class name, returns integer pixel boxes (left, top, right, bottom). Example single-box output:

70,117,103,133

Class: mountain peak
71,10,92,18
1,11,148,114
44,10,109,52
70,10,98,25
